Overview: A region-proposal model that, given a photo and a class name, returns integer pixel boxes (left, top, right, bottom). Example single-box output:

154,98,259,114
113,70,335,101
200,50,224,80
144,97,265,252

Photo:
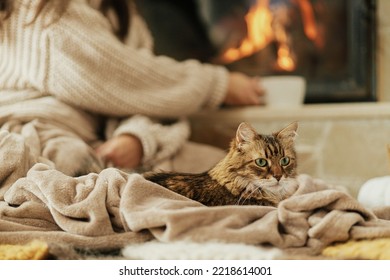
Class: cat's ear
275,122,298,143
236,122,257,147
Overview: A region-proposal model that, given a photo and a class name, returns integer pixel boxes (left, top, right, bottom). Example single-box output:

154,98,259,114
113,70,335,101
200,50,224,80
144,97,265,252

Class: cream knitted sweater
0,0,229,166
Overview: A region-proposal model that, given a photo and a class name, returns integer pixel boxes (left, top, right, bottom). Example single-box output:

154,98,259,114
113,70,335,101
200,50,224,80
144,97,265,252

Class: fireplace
136,0,376,103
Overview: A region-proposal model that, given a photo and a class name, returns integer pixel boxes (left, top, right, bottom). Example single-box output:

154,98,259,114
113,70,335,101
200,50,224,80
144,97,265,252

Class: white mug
260,76,306,107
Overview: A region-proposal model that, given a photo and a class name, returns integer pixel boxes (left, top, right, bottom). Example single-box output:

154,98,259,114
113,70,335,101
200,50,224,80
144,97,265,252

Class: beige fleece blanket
1,160,390,255
1,97,390,257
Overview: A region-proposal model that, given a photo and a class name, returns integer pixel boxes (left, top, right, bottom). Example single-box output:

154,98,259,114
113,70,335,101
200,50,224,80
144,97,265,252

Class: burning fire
222,0,273,64
297,0,324,49
222,0,319,72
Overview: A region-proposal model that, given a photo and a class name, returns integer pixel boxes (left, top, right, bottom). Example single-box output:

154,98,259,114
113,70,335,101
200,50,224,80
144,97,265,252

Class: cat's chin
254,177,299,194
238,177,298,206
255,179,279,189
278,177,299,195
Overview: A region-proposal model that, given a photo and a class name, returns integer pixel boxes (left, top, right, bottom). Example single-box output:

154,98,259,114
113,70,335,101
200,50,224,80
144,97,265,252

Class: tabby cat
144,122,299,207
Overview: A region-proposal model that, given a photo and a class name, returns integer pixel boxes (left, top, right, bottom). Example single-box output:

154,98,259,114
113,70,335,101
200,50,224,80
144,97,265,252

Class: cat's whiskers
237,184,262,205
236,192,246,206
278,177,299,197
260,177,298,203
235,181,254,205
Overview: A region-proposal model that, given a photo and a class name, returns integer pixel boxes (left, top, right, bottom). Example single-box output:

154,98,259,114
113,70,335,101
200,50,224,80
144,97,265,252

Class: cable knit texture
0,0,228,117
0,0,229,166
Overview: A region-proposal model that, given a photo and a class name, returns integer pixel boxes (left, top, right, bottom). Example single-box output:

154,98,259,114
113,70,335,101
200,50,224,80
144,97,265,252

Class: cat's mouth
252,177,298,192
255,180,279,189
233,177,299,206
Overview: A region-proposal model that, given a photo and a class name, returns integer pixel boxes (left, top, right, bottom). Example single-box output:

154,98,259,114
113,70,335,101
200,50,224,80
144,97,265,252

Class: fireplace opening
136,0,376,103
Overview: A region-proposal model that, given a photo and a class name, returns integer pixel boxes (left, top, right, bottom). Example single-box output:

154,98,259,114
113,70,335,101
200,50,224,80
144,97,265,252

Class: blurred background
136,0,376,103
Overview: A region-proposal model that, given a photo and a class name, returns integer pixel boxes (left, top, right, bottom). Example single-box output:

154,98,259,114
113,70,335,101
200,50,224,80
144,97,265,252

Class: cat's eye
255,158,268,167
280,157,290,166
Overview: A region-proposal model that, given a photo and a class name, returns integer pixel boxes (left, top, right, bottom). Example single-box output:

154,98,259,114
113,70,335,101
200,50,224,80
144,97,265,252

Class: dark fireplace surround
136,0,376,103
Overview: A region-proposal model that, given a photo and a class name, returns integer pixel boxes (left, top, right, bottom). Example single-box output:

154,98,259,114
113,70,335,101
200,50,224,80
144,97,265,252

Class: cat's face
227,122,299,205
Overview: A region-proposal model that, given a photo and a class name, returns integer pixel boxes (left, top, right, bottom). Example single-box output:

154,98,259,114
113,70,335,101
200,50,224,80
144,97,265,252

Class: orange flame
298,0,317,41
297,0,323,49
222,0,320,72
222,0,273,64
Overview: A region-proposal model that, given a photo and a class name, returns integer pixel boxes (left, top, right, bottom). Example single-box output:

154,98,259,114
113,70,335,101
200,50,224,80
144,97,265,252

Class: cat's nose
274,174,282,181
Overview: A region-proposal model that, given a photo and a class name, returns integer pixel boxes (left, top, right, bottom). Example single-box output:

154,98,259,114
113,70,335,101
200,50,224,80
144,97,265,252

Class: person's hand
224,72,265,106
96,134,143,169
